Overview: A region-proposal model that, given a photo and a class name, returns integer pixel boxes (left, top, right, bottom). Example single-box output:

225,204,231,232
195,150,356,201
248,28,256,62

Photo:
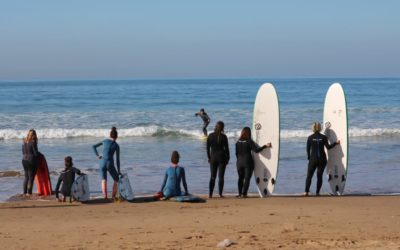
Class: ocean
0,78,399,201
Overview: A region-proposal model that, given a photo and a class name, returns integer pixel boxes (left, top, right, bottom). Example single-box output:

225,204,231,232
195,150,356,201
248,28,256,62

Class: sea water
0,78,399,201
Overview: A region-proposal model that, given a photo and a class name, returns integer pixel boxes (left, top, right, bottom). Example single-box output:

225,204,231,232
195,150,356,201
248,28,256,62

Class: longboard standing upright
323,83,348,195
252,83,280,197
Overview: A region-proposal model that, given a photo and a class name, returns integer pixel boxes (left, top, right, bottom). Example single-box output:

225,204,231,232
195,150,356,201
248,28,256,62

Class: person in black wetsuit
195,108,211,136
21,129,39,197
206,121,229,198
305,122,340,196
235,127,272,198
55,156,82,202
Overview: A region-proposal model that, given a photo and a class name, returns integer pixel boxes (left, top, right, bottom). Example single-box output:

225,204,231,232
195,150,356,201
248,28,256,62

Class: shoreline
1,195,400,249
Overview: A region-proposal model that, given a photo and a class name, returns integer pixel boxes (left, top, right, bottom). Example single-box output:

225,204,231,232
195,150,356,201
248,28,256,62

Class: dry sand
0,195,399,250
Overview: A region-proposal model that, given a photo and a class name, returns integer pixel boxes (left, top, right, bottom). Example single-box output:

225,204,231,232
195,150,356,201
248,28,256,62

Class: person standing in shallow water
195,108,210,136
21,129,39,197
236,127,272,198
305,122,340,196
93,127,121,200
206,121,229,198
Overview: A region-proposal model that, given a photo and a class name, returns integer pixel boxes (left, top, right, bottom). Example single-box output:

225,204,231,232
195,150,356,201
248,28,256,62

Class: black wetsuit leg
22,160,36,195
203,121,209,136
209,161,218,197
237,166,245,196
218,163,226,196
316,163,327,194
305,161,318,193
242,167,254,196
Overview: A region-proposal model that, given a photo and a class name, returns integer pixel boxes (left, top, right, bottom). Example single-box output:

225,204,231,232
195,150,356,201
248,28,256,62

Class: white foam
0,127,399,140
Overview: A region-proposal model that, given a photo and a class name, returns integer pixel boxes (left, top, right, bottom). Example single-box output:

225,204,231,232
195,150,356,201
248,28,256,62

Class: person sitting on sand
195,108,211,136
236,127,271,198
207,121,230,198
55,156,82,202
304,122,340,196
93,127,121,200
160,151,189,199
21,129,39,197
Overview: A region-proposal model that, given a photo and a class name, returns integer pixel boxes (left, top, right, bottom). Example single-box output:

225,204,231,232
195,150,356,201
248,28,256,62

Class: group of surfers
21,108,339,201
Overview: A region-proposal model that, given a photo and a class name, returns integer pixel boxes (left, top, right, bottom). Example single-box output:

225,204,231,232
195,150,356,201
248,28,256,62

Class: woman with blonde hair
21,129,39,196
304,122,340,196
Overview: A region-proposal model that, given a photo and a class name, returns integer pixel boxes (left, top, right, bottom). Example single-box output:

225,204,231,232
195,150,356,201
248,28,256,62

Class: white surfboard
71,174,90,202
252,83,280,197
323,83,348,195
118,173,134,201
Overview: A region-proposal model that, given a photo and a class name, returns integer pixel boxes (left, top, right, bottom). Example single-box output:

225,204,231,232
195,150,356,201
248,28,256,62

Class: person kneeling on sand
55,156,82,202
159,151,189,199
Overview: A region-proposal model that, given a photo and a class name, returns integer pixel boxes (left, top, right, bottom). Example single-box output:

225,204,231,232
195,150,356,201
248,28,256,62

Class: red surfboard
35,153,52,196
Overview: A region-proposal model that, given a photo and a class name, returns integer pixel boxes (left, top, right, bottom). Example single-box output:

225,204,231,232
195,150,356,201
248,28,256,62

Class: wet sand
0,195,399,249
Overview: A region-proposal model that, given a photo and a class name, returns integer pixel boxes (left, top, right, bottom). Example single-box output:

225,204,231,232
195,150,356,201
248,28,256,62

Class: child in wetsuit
55,156,82,202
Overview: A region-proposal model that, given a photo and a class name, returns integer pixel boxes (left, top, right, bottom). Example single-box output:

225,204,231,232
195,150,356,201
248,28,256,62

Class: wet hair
171,150,180,164
200,108,205,112
214,121,225,135
239,127,251,141
110,127,118,139
64,156,73,169
25,129,38,143
312,122,321,133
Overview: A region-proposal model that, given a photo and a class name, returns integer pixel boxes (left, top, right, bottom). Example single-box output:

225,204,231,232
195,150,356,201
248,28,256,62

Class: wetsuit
55,167,81,200
195,111,210,136
206,132,230,197
160,166,188,198
22,141,39,195
93,139,120,181
236,139,267,196
305,131,337,194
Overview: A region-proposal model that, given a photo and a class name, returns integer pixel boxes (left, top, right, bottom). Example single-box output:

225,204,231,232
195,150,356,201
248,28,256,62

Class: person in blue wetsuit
235,127,271,198
160,151,189,199
93,127,121,200
304,122,340,196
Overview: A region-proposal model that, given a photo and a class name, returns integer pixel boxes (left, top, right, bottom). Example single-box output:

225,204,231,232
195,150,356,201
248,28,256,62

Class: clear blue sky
0,1,399,80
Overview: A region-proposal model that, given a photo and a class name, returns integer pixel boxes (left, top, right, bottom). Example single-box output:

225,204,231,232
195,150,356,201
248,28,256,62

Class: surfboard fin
328,174,332,181
271,178,275,185
341,175,346,182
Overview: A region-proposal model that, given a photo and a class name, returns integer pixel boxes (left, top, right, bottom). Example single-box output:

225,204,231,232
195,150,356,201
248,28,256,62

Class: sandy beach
1,195,399,249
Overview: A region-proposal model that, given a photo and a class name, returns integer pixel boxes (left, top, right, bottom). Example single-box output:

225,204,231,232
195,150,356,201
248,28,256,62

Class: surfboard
252,83,280,197
323,83,348,195
118,173,134,201
34,153,52,196
71,174,90,202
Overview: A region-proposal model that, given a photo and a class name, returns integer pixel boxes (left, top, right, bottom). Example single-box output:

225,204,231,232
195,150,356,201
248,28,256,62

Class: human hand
267,143,272,148
337,140,340,144
98,155,102,160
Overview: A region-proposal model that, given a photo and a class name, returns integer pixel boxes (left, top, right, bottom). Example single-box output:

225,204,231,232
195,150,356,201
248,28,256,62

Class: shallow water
0,78,399,201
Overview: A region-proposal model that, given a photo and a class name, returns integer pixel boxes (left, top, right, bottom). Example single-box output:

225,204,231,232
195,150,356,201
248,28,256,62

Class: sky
0,1,399,80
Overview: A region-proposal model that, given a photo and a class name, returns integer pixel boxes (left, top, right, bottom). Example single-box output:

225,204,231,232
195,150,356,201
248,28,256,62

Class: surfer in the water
159,151,189,199
93,127,121,200
21,129,39,197
55,156,82,202
195,108,210,136
304,122,340,196
207,121,230,198
235,127,272,198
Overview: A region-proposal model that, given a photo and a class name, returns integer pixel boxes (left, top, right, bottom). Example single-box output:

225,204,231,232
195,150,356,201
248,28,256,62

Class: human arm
250,140,269,153
307,137,311,160
116,144,120,174
55,175,62,200
160,171,168,192
224,135,230,164
73,167,82,175
92,141,103,159
206,136,211,161
325,137,339,150
32,142,39,158
181,168,188,195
